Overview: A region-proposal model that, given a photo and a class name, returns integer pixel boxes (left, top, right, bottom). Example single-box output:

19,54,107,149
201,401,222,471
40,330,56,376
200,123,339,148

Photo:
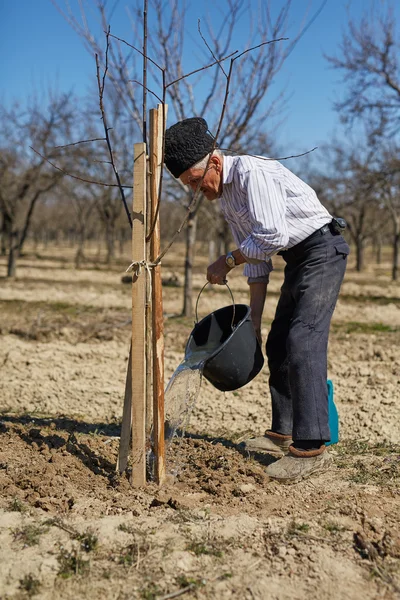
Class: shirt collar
222,155,235,185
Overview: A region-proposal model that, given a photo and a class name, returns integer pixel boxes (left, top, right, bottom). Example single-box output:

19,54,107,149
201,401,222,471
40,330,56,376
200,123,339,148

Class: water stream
147,342,224,479
147,299,240,480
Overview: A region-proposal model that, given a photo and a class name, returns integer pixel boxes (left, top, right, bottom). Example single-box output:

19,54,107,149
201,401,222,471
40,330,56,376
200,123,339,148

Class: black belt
278,221,333,255
308,221,332,240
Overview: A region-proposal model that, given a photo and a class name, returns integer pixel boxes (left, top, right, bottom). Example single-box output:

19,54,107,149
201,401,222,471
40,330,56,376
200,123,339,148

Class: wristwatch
225,251,236,269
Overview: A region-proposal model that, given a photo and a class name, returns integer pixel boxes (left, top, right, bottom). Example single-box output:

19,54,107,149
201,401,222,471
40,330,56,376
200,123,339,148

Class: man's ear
211,154,222,173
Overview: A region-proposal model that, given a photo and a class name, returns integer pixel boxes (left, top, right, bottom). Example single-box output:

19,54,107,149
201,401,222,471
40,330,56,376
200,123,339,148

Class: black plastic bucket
184,283,264,392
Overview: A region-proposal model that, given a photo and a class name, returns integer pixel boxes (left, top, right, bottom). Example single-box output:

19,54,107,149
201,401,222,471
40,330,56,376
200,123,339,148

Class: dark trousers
266,227,349,442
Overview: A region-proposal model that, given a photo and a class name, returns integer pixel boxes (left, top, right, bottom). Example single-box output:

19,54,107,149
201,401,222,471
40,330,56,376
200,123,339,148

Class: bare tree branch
54,137,107,149
29,146,133,188
95,30,133,227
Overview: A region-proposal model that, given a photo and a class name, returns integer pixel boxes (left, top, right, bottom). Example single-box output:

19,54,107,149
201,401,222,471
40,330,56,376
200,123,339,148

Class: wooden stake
149,106,166,484
131,142,147,486
145,160,153,440
116,343,132,473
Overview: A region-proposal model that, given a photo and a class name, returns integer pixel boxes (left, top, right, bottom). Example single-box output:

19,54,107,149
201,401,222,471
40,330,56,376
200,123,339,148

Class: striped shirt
220,154,332,279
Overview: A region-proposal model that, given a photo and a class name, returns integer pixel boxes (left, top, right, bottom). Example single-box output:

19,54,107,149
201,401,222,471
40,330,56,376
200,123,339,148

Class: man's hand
207,255,231,285
250,312,262,345
254,325,262,346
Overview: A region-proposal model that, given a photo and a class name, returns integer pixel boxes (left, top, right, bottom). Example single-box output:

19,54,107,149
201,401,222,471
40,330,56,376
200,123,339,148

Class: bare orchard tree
94,186,124,264
325,1,400,142
325,2,400,278
0,93,78,277
376,150,400,280
0,210,11,256
58,181,98,268
83,98,134,265
54,0,323,315
315,141,390,272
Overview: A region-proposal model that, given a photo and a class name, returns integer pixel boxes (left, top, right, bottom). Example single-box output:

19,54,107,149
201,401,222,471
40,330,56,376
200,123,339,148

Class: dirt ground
0,243,399,600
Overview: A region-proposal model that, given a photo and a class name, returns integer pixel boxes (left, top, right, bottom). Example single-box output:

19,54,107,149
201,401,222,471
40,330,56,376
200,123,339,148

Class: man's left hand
207,255,231,285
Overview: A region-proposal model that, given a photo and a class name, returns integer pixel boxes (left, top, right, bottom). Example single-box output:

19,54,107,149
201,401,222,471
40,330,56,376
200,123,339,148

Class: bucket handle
195,281,236,330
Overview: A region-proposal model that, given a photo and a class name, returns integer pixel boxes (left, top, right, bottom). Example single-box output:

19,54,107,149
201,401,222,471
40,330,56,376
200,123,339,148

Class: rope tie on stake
125,259,160,304
125,259,160,277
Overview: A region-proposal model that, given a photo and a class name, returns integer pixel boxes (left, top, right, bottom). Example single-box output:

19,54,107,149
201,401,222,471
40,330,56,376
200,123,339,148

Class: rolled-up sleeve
239,169,289,261
244,259,273,280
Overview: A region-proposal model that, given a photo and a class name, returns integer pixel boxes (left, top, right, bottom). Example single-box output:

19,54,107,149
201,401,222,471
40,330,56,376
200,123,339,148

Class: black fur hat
164,117,216,178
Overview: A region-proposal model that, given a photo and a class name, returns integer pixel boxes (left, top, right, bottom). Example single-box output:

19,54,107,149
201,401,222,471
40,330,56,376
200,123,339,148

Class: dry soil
0,244,399,600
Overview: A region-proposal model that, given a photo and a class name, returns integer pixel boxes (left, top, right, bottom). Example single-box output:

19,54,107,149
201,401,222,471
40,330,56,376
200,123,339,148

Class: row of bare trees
0,94,77,277
321,1,400,279
1,0,399,315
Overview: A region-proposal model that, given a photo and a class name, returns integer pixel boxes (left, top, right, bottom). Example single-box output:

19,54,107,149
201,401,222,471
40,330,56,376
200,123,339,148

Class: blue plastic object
326,379,339,446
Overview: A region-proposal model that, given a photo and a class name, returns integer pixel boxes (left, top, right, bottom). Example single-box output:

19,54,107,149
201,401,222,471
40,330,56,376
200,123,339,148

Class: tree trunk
392,220,399,282
17,192,41,255
119,228,126,256
183,212,198,318
1,213,11,256
7,229,19,278
376,236,382,265
218,218,231,256
75,224,87,269
208,239,216,264
33,232,40,253
355,237,364,272
75,237,84,269
105,220,115,264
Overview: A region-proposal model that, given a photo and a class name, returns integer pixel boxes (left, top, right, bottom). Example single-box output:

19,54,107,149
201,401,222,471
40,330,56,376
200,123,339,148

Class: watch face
226,254,235,268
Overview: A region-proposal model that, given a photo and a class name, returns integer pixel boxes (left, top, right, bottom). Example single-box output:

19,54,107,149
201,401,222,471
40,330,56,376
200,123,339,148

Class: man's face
179,155,223,201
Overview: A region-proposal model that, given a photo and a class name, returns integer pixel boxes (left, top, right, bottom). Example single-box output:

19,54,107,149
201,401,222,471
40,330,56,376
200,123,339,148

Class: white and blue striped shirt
220,154,332,279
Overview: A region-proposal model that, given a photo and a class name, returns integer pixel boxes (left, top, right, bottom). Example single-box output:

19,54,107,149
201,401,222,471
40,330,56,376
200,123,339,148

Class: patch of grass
171,508,211,525
332,321,399,334
165,315,193,328
349,460,372,484
117,522,136,534
373,442,400,456
118,546,136,567
335,440,371,456
335,440,400,457
19,574,41,597
339,294,400,307
76,530,98,553
13,524,48,547
349,458,400,487
57,548,89,578
140,582,161,600
8,497,27,513
287,520,310,535
118,539,151,567
175,574,204,589
227,429,255,444
186,540,224,558
44,519,98,553
49,301,81,314
0,298,86,317
323,520,345,534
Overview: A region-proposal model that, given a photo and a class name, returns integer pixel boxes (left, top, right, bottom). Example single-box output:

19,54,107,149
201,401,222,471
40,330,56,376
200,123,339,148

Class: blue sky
2,0,399,155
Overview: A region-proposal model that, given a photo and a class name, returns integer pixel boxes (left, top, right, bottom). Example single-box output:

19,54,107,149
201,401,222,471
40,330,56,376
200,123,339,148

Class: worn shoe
265,445,332,483
242,430,293,455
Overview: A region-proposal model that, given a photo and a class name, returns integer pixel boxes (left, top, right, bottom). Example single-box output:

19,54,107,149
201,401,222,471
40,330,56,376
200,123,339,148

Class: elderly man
164,117,349,483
